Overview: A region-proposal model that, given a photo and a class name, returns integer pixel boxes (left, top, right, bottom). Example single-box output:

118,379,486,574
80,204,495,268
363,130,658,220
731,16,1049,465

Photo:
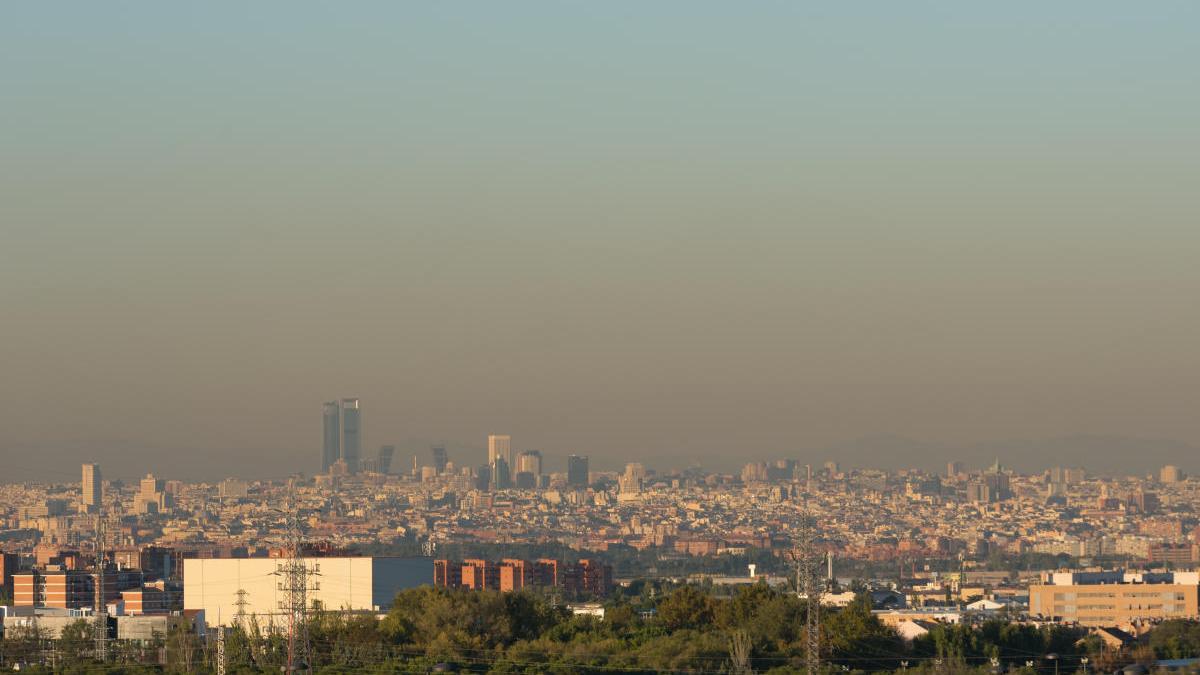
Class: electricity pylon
790,514,822,675
93,505,108,661
273,489,319,673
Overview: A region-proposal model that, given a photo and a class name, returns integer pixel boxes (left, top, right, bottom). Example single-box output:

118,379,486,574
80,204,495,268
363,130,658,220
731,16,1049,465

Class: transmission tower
234,588,250,626
93,505,108,662
273,489,319,673
216,626,226,675
790,514,822,675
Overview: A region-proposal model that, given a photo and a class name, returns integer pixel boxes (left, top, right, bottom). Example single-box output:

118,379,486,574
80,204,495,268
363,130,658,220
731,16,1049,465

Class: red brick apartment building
434,558,612,597
12,567,144,609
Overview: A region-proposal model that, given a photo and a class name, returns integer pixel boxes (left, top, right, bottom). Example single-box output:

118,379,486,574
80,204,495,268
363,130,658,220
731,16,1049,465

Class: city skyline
6,4,1200,671
7,429,1200,484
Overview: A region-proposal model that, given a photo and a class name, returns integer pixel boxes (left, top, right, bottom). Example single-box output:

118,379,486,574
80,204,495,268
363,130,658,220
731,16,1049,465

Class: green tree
823,593,904,671
57,619,93,667
1149,620,1200,659
655,584,715,631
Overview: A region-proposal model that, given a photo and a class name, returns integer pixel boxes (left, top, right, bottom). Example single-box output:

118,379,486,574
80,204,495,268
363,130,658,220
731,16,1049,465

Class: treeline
6,583,1200,673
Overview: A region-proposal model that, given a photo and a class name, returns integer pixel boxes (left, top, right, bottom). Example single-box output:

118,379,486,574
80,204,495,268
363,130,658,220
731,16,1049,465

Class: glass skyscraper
322,401,340,473
567,454,589,488
341,398,361,474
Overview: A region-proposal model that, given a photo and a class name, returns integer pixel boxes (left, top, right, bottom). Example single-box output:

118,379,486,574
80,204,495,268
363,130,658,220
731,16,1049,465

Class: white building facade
183,557,431,626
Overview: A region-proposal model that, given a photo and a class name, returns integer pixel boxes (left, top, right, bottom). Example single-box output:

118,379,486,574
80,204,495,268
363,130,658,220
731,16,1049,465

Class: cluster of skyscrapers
479,434,589,491
322,398,362,474
319,407,592,487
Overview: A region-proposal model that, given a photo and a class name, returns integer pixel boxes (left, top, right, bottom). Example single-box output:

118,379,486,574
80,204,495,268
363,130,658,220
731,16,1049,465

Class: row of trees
5,583,1200,673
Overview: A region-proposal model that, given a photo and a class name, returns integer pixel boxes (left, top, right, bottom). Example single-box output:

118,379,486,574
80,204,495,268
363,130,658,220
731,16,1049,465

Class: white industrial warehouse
183,557,431,626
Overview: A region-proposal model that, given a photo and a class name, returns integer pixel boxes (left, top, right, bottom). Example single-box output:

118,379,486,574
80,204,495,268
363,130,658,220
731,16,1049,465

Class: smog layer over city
2,3,1200,674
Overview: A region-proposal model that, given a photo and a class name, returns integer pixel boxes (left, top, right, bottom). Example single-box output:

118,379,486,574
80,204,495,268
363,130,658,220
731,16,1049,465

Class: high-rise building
377,445,395,474
491,457,513,491
488,435,512,479
219,478,248,500
567,455,589,488
517,450,543,477
1161,465,1184,484
322,401,341,473
1048,466,1084,485
621,462,646,494
946,461,964,478
1048,466,1066,485
431,445,448,474
81,463,102,514
341,398,361,474
474,465,491,491
137,473,171,514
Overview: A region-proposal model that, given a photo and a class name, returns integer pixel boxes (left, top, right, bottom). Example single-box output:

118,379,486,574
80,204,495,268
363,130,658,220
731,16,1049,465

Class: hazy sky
3,3,1199,481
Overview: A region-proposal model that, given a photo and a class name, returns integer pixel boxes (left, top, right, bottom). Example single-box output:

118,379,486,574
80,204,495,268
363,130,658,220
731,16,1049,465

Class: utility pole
93,504,108,662
216,626,226,675
790,513,822,675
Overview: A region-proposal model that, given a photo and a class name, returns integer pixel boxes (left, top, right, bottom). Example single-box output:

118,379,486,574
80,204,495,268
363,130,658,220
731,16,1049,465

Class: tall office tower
491,457,513,490
431,445,448,474
137,473,171,514
567,454,589,488
321,398,340,473
624,462,645,485
322,401,341,473
474,465,492,491
621,462,646,494
488,435,512,479
341,398,361,474
377,445,395,474
946,461,964,478
517,450,543,477
81,463,102,514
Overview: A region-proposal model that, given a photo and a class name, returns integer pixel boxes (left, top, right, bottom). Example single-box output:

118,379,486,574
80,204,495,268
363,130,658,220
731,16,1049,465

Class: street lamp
1080,656,1089,675
1046,653,1059,675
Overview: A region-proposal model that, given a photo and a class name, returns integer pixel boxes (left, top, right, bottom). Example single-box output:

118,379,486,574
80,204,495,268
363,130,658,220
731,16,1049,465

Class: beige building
1029,570,1200,626
487,434,512,478
183,557,431,627
1160,465,1184,483
80,463,102,514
